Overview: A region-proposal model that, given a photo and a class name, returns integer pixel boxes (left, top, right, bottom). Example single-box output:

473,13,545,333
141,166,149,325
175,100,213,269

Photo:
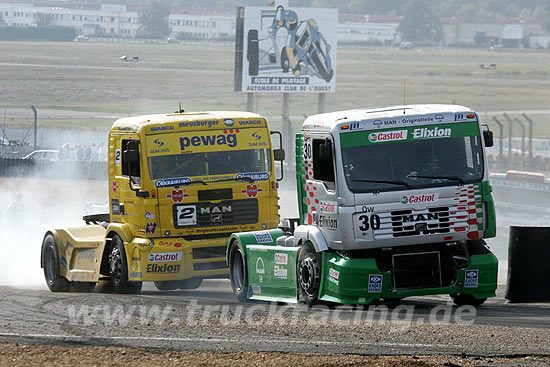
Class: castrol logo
147,252,183,263
401,193,439,205
368,130,408,143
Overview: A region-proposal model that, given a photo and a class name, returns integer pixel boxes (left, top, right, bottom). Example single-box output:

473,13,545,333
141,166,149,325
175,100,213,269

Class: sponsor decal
146,222,157,234
373,120,383,126
319,201,337,213
401,213,440,222
145,211,155,220
400,193,439,205
147,252,183,263
464,269,479,288
179,120,219,128
236,172,270,181
254,231,273,244
111,199,121,215
368,274,383,293
176,205,197,226
252,285,261,294
434,114,444,121
154,139,164,147
224,118,235,127
319,215,338,230
130,272,142,278
167,189,188,203
238,119,263,126
368,130,408,143
274,265,288,279
412,127,452,139
137,241,154,253
274,253,288,265
179,133,237,151
329,268,339,279
158,240,182,248
146,263,181,273
242,184,262,198
155,177,191,187
77,249,96,262
349,122,361,131
256,257,265,274
329,276,339,285
112,180,119,193
60,256,67,269
252,132,261,140
150,125,174,132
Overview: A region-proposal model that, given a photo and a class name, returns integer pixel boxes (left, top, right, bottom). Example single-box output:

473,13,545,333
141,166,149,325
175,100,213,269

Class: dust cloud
0,176,106,289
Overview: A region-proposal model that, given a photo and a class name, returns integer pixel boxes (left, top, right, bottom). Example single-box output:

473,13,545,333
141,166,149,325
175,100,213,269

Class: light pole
121,55,139,116
479,63,496,122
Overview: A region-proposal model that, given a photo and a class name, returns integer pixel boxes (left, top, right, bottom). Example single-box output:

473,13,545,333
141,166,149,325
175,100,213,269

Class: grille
192,246,227,259
193,261,228,271
173,198,258,228
374,205,469,239
392,251,442,289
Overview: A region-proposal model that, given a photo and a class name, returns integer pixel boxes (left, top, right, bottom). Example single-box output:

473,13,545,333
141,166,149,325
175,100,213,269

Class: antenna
175,102,185,113
403,79,406,114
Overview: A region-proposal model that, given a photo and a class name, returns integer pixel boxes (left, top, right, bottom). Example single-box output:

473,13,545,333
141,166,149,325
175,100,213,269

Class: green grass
1,42,550,136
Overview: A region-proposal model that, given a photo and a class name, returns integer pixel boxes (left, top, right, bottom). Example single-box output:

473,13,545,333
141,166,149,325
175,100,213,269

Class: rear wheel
42,234,69,292
109,235,142,294
298,242,322,306
450,293,487,307
229,240,248,302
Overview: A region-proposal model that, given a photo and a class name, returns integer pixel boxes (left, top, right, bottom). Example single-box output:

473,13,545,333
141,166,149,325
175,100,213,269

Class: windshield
148,148,272,180
341,129,484,193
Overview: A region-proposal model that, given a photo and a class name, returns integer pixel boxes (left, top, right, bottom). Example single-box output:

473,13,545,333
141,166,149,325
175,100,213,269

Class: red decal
167,189,188,203
241,184,262,198
112,181,119,193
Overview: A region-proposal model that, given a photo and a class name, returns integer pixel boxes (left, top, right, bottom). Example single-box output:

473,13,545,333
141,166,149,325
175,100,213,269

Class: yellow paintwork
51,111,279,284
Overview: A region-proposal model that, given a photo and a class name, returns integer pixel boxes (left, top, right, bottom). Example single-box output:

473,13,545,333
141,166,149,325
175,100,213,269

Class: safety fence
0,158,107,181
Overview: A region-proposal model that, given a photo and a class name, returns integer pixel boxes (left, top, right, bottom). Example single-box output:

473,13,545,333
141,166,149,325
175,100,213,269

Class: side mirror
483,129,494,147
273,148,285,161
123,150,139,164
318,140,333,161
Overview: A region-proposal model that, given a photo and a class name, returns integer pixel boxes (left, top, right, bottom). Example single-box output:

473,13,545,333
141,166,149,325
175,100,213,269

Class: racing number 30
358,214,381,232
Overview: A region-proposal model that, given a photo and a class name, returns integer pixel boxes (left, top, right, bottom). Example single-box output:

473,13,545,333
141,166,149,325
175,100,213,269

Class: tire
281,49,289,72
450,293,487,307
229,240,249,302
42,234,69,292
108,235,142,294
247,29,259,76
70,282,96,293
311,51,332,82
154,281,179,291
298,242,322,306
178,277,203,290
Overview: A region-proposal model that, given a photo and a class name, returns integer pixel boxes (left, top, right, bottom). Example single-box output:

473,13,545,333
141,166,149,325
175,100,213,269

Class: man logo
256,257,265,274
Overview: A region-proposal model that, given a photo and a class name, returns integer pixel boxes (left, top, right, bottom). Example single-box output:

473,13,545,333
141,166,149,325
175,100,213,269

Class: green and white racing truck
227,104,498,306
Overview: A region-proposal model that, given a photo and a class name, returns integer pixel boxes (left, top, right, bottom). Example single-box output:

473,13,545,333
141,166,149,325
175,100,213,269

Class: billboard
234,6,338,93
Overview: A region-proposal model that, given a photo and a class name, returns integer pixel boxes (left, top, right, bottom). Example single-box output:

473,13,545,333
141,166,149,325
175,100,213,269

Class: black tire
229,240,249,302
178,277,203,290
247,29,259,76
154,281,179,291
298,242,322,306
42,234,69,292
281,49,289,72
311,51,332,82
109,235,142,294
70,282,96,293
450,293,487,307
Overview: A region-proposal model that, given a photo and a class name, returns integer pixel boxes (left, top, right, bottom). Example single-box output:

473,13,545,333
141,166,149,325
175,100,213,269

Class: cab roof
303,104,477,132
111,111,263,133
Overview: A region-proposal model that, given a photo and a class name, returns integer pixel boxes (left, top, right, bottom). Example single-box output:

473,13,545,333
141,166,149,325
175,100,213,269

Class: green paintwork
340,121,481,148
481,180,497,238
295,133,307,225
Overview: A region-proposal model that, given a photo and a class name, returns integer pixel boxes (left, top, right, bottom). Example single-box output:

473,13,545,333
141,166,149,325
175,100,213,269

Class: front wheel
450,293,487,307
109,235,142,294
298,242,322,306
42,234,69,292
229,240,248,302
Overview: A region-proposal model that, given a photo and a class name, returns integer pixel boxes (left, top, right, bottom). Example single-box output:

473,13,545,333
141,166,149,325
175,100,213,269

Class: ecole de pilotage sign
235,5,338,93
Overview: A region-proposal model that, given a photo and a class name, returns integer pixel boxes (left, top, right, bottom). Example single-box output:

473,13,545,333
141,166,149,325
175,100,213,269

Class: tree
138,0,171,38
398,0,435,42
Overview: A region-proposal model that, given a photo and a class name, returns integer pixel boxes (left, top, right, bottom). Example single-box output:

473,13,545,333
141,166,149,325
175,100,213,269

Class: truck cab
41,111,282,293
227,105,498,306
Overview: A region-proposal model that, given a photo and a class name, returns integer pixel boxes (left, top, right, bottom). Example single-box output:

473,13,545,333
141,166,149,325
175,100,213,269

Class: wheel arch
100,224,133,276
226,229,285,264
294,225,329,253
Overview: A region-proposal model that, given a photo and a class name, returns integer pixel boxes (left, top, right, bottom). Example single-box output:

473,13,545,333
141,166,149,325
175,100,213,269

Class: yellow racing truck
41,111,284,293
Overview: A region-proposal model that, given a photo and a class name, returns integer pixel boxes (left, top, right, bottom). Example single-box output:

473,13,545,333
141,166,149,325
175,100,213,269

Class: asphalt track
0,281,548,357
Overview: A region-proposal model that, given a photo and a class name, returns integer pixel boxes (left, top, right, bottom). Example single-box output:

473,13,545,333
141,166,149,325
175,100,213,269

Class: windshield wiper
209,177,255,184
352,178,411,189
406,174,464,185
181,180,208,186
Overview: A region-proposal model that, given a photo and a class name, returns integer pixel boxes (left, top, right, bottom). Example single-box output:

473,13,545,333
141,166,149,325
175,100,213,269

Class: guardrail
0,158,107,181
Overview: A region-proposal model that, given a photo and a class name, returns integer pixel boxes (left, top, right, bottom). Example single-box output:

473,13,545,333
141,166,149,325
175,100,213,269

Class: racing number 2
358,214,380,232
